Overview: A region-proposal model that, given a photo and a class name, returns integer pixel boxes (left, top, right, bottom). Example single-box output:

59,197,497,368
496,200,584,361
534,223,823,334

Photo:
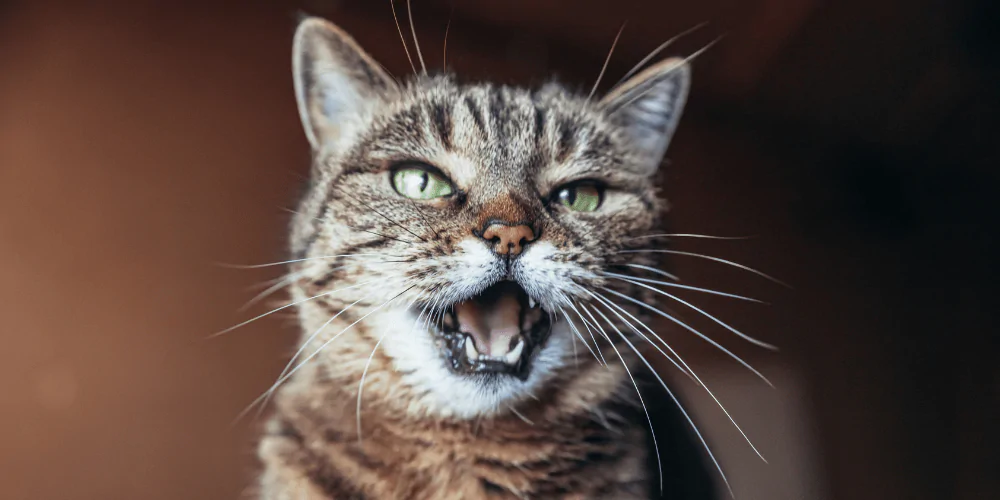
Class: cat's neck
266,357,649,499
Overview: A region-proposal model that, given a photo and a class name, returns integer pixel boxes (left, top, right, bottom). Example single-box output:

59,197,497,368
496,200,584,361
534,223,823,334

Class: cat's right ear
293,17,399,153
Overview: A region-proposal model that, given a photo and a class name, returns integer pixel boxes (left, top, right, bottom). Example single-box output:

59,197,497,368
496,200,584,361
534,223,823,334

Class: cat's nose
477,222,538,256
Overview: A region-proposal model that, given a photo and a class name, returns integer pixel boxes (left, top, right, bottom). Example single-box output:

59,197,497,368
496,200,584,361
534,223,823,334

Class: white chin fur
374,308,573,419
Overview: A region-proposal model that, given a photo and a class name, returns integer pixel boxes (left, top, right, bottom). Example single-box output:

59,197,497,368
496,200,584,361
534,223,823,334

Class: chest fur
256,372,650,500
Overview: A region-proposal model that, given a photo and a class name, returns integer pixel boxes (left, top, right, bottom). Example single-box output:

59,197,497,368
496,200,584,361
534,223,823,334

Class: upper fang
464,336,479,361
504,338,525,365
528,297,537,309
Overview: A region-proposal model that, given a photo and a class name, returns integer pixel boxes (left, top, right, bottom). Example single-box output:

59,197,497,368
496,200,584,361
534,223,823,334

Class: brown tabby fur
253,16,716,500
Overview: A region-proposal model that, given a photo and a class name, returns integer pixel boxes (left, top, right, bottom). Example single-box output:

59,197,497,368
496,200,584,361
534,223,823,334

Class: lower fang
505,338,525,364
465,337,479,361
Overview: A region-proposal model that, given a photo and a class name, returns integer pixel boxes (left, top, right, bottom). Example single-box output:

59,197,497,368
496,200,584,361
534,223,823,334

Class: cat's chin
427,280,553,382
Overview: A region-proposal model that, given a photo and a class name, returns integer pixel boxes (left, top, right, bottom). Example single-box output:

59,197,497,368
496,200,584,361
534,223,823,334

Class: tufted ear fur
293,18,399,153
601,58,691,174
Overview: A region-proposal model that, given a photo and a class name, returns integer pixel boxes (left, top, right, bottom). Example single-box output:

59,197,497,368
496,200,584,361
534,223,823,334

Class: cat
253,15,719,500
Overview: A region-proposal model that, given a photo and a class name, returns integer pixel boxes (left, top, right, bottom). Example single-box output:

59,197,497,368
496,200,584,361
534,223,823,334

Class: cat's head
287,18,689,419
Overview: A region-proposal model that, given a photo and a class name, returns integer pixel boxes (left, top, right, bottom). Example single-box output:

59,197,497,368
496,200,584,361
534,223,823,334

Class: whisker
558,307,602,365
603,272,765,303
566,301,608,366
582,302,665,494
611,22,708,90
390,0,416,73
628,233,755,241
358,291,427,444
581,291,694,383
508,405,534,425
584,301,735,497
588,22,627,101
240,285,417,415
406,0,426,74
349,196,428,243
255,294,371,417
442,6,454,69
622,263,680,282
209,279,378,338
348,225,416,245
617,248,789,287
609,276,777,350
601,287,774,387
575,301,624,373
240,268,310,311
609,38,721,115
407,198,441,240
590,291,767,463
357,331,387,444
217,253,390,269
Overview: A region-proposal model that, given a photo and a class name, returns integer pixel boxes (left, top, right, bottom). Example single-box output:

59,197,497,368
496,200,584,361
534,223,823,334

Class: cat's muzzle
433,281,551,380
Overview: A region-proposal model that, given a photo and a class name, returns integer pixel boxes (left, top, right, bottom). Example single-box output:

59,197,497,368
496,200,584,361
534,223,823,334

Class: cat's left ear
601,58,690,174
293,17,399,153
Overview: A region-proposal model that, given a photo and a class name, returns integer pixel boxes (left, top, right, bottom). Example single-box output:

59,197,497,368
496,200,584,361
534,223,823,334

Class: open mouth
432,281,552,380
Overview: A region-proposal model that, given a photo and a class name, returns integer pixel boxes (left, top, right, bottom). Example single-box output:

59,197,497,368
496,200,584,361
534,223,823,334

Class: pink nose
479,223,536,256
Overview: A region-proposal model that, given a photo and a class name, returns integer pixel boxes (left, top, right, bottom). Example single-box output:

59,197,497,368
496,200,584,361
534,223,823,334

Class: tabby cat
254,15,719,500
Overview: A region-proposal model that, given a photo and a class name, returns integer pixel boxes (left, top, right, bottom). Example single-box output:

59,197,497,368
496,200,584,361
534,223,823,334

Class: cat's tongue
454,282,527,361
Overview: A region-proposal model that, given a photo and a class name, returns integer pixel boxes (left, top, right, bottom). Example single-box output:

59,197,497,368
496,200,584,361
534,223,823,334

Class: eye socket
553,182,604,212
391,164,454,200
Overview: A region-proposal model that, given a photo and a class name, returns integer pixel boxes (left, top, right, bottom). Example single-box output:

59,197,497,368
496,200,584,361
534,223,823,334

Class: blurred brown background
1,0,997,499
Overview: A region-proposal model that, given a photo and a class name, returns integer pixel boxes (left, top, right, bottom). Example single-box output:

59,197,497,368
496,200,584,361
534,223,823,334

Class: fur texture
255,17,716,499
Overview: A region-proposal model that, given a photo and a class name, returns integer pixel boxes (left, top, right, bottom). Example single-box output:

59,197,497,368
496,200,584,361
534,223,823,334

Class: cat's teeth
528,297,537,309
465,337,479,361
504,338,525,365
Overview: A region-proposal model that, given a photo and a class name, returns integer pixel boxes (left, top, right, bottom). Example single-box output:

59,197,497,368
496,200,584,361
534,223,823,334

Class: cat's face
286,19,690,418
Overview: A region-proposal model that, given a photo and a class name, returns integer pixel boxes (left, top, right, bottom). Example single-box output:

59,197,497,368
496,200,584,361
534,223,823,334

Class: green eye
391,166,454,200
555,183,603,212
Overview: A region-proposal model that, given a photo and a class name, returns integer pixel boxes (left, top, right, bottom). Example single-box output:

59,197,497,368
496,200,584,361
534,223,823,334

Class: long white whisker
582,303,665,494
442,7,453,69
406,0,426,74
611,22,708,90
590,291,767,463
218,253,392,269
610,38,720,115
390,0,416,73
357,332,388,445
508,405,534,425
254,294,371,416
602,287,773,387
609,276,777,350
584,301,735,497
628,233,753,241
603,272,765,303
566,301,607,366
622,263,680,282
575,301,619,368
581,290,694,383
580,304,668,495
357,294,427,441
239,268,310,311
557,307,602,364
588,22,627,101
243,285,416,413
618,249,788,287
210,279,378,338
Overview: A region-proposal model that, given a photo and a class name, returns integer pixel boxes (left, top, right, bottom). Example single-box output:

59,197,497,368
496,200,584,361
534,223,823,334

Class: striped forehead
360,79,617,192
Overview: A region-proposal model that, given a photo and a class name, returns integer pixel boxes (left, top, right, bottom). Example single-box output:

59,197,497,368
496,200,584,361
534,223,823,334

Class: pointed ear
601,58,691,174
293,18,398,152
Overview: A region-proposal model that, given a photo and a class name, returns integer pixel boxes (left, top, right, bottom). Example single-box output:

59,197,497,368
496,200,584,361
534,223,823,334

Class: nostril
477,222,537,256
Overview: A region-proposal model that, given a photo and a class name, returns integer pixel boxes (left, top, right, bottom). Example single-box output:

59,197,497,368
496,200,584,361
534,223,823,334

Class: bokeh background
2,1,997,499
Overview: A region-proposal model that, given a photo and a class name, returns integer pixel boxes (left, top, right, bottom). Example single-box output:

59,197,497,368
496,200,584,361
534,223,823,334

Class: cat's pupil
559,188,576,206
419,171,428,192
